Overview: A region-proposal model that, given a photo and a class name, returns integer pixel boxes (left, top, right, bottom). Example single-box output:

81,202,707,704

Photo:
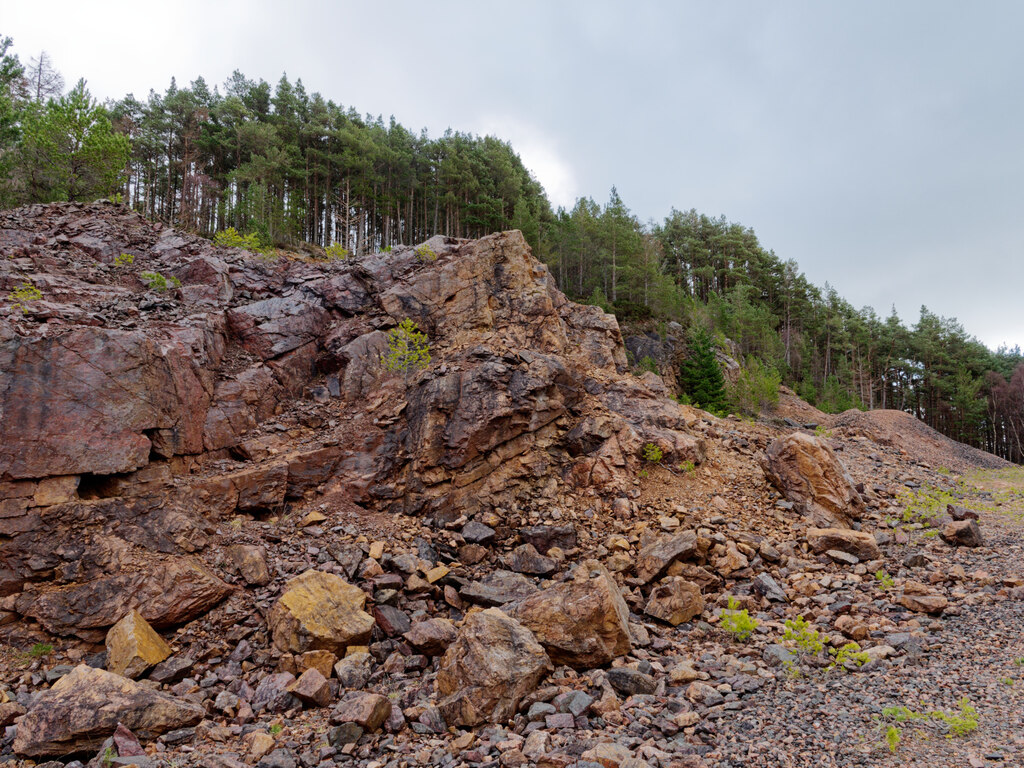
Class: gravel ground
704,482,1024,768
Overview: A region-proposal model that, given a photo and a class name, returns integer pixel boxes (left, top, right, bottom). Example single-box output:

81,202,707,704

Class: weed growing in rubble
783,615,823,656
878,698,979,746
828,642,868,671
140,271,181,292
884,725,901,753
875,569,895,590
7,281,42,313
114,252,135,267
678,460,696,474
719,596,758,641
641,443,663,463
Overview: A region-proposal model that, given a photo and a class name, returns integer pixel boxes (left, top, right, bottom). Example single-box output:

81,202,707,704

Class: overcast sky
6,1,1023,350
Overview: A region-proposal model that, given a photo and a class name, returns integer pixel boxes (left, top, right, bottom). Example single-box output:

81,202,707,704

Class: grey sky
6,1,1023,350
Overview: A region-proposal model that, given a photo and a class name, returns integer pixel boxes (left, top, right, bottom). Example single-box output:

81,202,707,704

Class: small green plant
414,244,437,262
783,615,823,656
814,425,833,438
880,699,979,742
101,745,116,768
114,252,135,267
140,271,181,292
875,569,895,590
381,245,393,253
1000,677,1014,686
638,469,649,479
719,596,758,641
382,318,431,382
829,642,869,670
885,725,901,753
214,226,271,255
641,443,663,463
638,355,659,375
324,242,349,260
936,466,950,476
269,723,283,735
678,460,696,474
8,281,42,313
1013,657,1024,667
29,642,54,657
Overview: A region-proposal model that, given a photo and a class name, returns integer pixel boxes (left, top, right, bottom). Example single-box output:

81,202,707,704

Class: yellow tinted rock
105,611,172,679
32,476,79,507
269,570,375,655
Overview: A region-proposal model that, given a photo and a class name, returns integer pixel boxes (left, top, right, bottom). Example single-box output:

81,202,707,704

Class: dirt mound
772,385,828,425
829,408,1009,472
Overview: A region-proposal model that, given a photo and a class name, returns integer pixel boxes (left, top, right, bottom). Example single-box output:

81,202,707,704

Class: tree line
1,34,1021,462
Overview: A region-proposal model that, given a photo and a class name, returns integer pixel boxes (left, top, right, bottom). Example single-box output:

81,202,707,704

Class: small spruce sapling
719,596,758,641
382,318,431,384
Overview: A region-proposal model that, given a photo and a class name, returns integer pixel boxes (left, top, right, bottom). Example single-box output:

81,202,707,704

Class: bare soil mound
773,385,829,425
828,407,1009,472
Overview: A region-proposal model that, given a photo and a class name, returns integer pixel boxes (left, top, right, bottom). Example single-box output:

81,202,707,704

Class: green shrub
214,226,271,255
638,355,659,375
885,725,901,753
641,443,663,463
728,356,781,415
829,642,868,670
680,326,728,413
114,252,135,267
324,242,349,260
720,596,758,641
875,569,895,590
783,615,823,656
8,281,42,313
414,244,437,262
29,642,54,657
678,460,696,474
140,271,181,292
382,318,431,382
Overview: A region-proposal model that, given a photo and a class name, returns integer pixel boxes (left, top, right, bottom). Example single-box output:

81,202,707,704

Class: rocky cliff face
0,200,703,638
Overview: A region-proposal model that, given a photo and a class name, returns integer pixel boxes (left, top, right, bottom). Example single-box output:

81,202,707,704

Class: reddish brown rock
940,520,984,547
16,558,233,639
636,530,698,584
806,528,881,562
506,563,631,669
332,692,392,731
403,618,458,655
436,608,552,726
761,433,865,528
13,665,203,757
644,578,705,626
288,667,332,708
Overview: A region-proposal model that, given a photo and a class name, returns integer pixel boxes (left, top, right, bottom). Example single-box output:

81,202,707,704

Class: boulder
105,610,172,679
269,570,375,655
636,530,698,584
501,543,557,575
461,569,539,606
761,433,865,527
940,520,984,548
506,563,631,668
644,578,704,626
288,668,331,708
13,665,203,757
403,618,458,655
436,608,552,726
16,558,233,639
332,692,392,732
900,593,948,615
806,528,881,562
225,544,272,585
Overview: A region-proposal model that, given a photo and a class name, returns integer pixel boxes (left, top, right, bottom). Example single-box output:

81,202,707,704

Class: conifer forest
1,36,1021,462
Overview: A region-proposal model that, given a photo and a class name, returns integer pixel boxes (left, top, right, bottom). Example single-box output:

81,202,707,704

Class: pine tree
681,327,728,413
